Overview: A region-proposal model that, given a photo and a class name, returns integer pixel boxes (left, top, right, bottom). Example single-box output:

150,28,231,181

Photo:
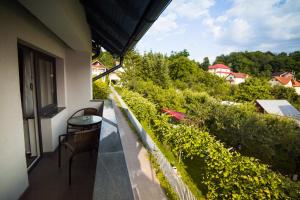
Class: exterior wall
294,87,300,95
270,79,293,87
209,68,231,77
0,2,94,199
285,81,293,87
109,73,121,82
234,78,245,85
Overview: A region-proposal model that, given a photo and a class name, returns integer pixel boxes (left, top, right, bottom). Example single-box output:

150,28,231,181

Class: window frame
18,44,58,117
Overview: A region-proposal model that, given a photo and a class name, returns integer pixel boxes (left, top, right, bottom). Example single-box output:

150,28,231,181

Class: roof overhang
81,0,171,57
18,0,171,56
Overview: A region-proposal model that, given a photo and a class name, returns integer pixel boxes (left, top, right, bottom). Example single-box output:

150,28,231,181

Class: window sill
40,107,65,118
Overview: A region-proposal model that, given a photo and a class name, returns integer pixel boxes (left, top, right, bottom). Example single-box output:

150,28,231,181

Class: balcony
21,99,167,200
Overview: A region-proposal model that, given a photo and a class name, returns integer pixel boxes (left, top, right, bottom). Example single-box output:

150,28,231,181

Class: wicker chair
58,128,100,185
67,108,98,133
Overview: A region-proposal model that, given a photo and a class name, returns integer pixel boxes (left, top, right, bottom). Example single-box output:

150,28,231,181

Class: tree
168,56,198,83
234,78,273,102
271,85,298,102
98,51,114,67
169,49,190,59
201,57,210,70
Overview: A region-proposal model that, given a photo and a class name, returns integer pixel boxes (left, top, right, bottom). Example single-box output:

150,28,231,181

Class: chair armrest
59,133,76,144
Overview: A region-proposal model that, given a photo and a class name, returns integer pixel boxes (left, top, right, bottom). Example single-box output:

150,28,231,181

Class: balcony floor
21,148,97,200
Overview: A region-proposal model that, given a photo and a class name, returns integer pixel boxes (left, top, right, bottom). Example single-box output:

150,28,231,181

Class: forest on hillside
213,51,300,78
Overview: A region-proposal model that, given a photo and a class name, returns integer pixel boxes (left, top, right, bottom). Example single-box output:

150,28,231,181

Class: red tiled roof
292,79,300,87
162,109,185,121
216,71,231,74
231,72,249,78
92,61,106,69
208,64,230,70
274,76,292,85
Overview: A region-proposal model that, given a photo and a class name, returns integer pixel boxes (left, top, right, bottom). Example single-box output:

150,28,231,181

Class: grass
141,122,204,199
149,154,180,200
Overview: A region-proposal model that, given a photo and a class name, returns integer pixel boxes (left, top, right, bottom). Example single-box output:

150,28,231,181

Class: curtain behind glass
22,50,35,118
38,58,54,108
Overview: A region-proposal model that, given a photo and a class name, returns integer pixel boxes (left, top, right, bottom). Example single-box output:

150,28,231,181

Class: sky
136,0,300,63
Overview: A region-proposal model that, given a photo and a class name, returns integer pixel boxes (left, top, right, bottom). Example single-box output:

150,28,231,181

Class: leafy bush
129,80,186,112
234,78,273,102
188,98,300,176
93,80,110,99
121,89,157,125
119,87,300,199
152,116,300,199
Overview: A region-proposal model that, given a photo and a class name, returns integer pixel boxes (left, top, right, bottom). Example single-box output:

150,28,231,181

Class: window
18,44,57,116
37,55,56,110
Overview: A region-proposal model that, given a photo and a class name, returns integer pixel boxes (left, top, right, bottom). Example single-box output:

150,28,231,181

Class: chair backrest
73,128,100,153
83,108,98,116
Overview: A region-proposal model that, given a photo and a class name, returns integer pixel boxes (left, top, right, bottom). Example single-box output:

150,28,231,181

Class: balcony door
18,44,56,170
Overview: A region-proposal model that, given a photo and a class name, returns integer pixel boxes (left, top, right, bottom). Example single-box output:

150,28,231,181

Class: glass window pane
39,58,55,108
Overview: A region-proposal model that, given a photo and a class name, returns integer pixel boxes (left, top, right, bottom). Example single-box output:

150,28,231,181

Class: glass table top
68,115,102,126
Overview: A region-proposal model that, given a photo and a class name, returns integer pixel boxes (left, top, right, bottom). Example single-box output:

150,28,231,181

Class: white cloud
149,13,178,34
169,0,215,19
202,0,300,49
202,17,222,38
229,18,253,44
147,0,215,38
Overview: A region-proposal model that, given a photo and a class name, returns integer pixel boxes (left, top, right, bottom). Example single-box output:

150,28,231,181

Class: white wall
294,87,300,95
0,1,94,199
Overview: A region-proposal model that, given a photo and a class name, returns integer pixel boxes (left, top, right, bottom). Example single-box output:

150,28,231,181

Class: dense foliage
214,51,300,78
127,80,300,176
118,88,300,199
121,89,157,125
92,80,110,99
105,48,300,198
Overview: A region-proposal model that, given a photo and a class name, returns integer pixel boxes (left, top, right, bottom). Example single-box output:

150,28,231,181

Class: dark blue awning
81,0,171,57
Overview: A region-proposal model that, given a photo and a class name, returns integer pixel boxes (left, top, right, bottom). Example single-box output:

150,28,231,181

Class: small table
68,115,102,128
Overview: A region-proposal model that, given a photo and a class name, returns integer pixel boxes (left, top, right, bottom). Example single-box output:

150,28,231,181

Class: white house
0,1,169,199
226,72,249,85
92,61,122,84
270,76,300,95
208,64,231,77
92,61,107,81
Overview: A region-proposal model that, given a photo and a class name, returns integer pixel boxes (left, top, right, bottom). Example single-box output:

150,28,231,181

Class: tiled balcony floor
21,148,97,200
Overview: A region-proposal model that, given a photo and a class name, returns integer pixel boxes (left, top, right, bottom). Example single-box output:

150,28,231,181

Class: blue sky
136,0,300,63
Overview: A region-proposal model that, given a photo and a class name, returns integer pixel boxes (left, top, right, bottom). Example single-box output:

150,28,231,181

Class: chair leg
58,141,61,168
69,155,74,186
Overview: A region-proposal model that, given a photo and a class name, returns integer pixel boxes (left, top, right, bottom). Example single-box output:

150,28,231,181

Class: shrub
152,116,300,199
121,89,157,124
93,80,110,99
129,80,185,112
120,89,300,199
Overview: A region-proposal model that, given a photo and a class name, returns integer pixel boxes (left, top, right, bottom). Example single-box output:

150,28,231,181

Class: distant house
269,76,300,95
109,71,121,84
226,72,249,85
92,61,106,81
272,72,295,79
208,64,231,77
256,100,300,120
92,61,122,84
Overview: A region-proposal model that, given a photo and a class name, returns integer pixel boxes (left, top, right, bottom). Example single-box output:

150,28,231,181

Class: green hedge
93,80,110,99
128,80,186,112
121,89,157,125
187,97,300,176
119,88,300,199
